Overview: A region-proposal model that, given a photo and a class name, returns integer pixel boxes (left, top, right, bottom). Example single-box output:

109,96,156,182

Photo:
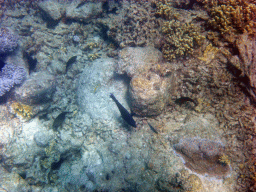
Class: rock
117,46,163,78
77,57,129,124
15,72,56,105
34,131,54,148
38,1,63,21
129,72,171,116
173,137,231,178
66,2,103,22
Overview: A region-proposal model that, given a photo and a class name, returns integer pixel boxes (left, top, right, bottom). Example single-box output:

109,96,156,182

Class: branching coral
161,20,205,60
197,0,256,37
156,1,205,60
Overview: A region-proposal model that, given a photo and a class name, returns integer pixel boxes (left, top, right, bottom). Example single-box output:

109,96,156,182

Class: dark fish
66,56,77,73
52,111,71,131
110,93,136,128
175,97,198,106
148,122,158,134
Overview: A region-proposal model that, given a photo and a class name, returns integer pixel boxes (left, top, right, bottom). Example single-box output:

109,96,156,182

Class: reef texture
227,33,256,102
174,137,231,178
38,1,63,21
117,46,173,117
161,20,205,60
117,46,163,78
14,71,56,105
99,0,160,47
129,72,172,116
66,2,103,22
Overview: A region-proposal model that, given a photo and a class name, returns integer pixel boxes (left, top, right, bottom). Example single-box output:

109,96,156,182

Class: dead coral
100,0,160,47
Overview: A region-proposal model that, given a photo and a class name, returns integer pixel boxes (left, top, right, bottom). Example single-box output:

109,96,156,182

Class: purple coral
0,27,18,54
0,64,27,96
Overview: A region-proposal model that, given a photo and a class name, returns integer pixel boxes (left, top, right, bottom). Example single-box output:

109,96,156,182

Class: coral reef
197,0,256,39
14,71,56,105
99,0,160,47
156,1,205,60
198,43,219,64
117,46,164,78
0,63,26,96
129,72,172,116
117,46,173,116
0,27,18,54
161,20,205,60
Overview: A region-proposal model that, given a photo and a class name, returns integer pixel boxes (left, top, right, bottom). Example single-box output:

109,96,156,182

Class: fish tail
110,93,117,102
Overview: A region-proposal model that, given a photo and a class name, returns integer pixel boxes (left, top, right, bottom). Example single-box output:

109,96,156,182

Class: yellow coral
219,154,231,166
200,0,256,37
11,102,33,119
88,53,100,61
156,2,180,20
86,42,99,50
162,20,205,60
198,43,219,64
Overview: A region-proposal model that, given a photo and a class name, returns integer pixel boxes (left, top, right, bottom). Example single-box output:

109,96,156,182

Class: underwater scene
0,0,256,191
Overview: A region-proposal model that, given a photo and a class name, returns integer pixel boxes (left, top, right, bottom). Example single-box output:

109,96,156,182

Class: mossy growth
162,20,205,60
11,102,33,119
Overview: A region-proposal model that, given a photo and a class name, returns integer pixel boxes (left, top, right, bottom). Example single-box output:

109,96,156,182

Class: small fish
175,97,198,106
148,122,158,134
110,93,136,128
66,56,77,73
52,111,71,131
